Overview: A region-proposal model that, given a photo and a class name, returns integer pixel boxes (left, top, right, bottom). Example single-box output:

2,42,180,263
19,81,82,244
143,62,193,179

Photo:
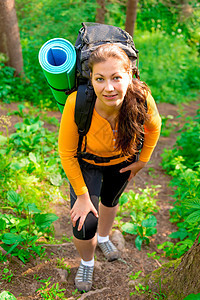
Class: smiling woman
58,43,161,292
91,57,131,119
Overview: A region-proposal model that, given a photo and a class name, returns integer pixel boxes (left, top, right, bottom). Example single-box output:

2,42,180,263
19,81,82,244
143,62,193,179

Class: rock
110,229,125,251
95,261,102,270
128,280,136,287
55,268,68,282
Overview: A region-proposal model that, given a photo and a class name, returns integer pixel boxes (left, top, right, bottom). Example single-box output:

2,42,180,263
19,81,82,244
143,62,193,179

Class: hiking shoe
98,240,120,261
75,262,94,292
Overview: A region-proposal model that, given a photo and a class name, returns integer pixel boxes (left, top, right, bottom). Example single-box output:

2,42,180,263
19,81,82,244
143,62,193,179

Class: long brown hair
88,43,149,157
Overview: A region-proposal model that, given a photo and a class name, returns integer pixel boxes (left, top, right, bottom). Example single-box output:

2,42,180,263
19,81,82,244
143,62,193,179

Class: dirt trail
0,100,199,299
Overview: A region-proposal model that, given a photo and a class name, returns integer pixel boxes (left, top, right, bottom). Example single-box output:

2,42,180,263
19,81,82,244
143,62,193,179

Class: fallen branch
79,287,109,299
0,246,23,265
39,242,73,247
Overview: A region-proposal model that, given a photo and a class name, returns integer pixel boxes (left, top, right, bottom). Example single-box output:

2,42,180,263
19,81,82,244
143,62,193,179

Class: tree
0,0,23,76
132,233,200,299
163,0,194,21
96,0,106,24
125,0,138,37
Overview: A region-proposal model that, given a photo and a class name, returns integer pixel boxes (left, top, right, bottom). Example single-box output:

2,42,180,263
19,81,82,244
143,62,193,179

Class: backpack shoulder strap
75,83,96,153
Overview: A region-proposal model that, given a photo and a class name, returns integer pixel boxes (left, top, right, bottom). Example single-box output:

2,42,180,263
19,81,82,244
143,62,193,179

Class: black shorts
70,155,138,240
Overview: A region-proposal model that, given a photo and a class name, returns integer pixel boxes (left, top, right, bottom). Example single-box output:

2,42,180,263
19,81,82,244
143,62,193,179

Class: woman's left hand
120,160,147,181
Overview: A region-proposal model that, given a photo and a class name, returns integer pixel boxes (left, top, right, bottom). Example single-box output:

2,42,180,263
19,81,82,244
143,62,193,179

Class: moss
162,274,173,285
138,259,181,293
174,257,181,269
160,258,180,271
133,258,183,300
151,274,161,284
168,291,185,300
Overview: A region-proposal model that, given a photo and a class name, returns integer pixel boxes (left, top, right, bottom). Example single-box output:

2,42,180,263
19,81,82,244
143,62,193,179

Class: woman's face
91,57,131,111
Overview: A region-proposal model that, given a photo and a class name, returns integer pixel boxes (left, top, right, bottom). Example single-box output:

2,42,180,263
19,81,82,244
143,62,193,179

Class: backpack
73,22,142,163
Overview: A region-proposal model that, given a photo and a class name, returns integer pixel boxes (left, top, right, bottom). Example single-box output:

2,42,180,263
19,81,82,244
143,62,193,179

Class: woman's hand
120,160,147,181
70,192,98,231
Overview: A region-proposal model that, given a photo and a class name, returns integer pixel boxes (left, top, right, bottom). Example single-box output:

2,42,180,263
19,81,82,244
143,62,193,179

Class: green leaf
137,225,144,237
26,203,41,214
0,291,17,300
183,199,200,210
0,218,7,230
185,211,200,223
5,243,20,255
146,227,157,236
10,162,22,171
142,215,157,228
0,149,6,155
34,213,58,229
135,285,140,292
135,235,143,251
29,152,37,164
121,222,137,235
7,190,23,206
0,135,7,146
1,233,24,245
49,173,63,186
182,293,200,300
18,103,26,113
119,193,129,206
169,228,188,240
143,236,150,245
130,211,137,222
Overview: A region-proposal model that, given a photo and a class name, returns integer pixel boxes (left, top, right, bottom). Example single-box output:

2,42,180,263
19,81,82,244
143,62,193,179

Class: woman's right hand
70,192,99,231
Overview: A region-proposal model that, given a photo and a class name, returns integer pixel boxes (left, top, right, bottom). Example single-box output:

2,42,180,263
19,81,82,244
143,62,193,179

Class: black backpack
73,22,141,163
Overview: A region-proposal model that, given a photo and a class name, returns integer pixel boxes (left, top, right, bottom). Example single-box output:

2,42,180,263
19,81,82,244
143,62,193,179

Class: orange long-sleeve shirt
58,91,161,195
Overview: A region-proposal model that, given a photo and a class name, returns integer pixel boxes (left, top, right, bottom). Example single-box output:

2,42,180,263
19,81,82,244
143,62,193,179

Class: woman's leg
98,203,119,237
73,234,97,261
74,234,97,292
97,158,137,260
97,203,120,261
70,162,103,292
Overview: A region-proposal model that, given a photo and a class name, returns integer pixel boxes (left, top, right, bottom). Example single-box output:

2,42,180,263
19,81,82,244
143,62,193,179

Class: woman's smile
103,94,118,100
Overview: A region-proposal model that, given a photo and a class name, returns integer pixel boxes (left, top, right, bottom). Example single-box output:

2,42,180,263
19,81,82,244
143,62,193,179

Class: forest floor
0,100,199,299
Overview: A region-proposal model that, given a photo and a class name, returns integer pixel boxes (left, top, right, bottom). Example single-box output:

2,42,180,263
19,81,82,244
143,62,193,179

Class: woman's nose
105,81,114,91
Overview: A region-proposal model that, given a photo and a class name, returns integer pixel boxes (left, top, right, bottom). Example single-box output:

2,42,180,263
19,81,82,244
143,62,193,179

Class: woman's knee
73,212,98,240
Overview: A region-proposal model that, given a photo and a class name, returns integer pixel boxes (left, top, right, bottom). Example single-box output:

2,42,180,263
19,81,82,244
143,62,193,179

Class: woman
58,43,161,292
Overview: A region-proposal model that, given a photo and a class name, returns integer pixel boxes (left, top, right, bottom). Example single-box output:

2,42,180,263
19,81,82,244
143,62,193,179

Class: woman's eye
113,76,121,80
96,78,104,82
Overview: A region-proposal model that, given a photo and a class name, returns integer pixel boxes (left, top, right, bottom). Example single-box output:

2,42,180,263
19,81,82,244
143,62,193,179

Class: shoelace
99,241,117,254
76,264,93,282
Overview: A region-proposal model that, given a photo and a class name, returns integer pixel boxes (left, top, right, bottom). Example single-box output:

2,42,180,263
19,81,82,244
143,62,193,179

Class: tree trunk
96,0,106,24
0,0,23,76
163,0,193,20
178,0,193,21
132,233,200,299
125,0,138,37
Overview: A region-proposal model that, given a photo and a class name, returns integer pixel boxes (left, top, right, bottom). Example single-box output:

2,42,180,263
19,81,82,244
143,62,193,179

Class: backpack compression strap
46,82,76,107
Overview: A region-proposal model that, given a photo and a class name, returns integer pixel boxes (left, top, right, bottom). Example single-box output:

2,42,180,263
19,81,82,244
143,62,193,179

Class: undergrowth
117,185,160,250
158,109,200,258
0,105,68,262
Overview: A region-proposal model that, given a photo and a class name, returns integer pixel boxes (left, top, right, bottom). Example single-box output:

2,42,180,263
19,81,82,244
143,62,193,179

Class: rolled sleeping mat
38,38,76,113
